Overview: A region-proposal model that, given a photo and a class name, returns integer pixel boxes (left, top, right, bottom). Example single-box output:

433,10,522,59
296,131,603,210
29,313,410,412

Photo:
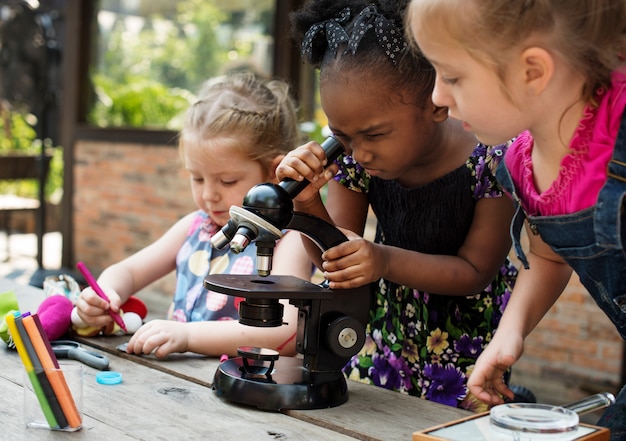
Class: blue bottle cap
96,371,122,385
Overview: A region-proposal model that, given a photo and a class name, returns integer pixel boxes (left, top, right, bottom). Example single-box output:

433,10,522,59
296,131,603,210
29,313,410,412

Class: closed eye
441,76,458,85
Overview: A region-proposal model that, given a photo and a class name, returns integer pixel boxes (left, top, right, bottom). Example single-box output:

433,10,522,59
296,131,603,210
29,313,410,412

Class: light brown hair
179,72,302,166
408,0,626,105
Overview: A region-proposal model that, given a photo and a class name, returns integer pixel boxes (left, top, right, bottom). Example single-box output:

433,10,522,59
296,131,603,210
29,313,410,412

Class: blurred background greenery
0,0,329,203
0,111,63,203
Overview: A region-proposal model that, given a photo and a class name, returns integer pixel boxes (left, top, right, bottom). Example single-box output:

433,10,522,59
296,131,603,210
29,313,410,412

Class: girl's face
412,27,531,146
321,72,440,185
183,136,276,226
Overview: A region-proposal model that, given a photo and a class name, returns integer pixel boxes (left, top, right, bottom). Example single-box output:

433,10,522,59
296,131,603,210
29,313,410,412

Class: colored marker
16,313,68,428
6,312,59,429
76,261,127,332
22,313,82,429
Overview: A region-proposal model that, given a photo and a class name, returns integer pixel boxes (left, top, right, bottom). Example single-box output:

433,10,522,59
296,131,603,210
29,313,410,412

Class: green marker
7,312,59,429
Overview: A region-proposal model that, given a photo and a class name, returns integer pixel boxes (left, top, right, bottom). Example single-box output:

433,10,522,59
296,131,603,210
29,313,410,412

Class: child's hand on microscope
276,141,339,203
321,229,387,290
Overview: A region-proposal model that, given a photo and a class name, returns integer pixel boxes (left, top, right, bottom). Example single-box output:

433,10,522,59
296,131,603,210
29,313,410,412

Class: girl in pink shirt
408,0,626,438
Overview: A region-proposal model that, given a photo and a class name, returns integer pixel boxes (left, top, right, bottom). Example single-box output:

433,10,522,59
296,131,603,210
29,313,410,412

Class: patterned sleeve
333,154,371,193
469,141,512,199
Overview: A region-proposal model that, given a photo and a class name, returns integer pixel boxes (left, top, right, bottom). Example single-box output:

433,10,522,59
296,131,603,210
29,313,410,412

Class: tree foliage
88,0,231,129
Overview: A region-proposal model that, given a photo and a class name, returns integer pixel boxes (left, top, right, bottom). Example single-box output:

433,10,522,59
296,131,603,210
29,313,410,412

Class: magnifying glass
490,403,579,439
51,340,110,370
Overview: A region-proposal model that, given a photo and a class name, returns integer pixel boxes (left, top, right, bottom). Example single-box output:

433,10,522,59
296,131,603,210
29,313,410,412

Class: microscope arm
286,212,347,252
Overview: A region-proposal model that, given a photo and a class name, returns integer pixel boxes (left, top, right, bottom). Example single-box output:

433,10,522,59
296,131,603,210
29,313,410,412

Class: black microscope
204,136,371,411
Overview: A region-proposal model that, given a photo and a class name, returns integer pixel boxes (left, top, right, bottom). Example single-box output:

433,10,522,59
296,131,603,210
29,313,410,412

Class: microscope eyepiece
278,136,344,198
212,136,344,272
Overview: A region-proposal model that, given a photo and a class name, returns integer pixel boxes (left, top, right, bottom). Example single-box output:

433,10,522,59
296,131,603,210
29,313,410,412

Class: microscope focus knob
326,316,365,358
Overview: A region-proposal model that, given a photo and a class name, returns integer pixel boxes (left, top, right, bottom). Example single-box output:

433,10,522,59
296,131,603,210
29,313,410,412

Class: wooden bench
0,154,51,266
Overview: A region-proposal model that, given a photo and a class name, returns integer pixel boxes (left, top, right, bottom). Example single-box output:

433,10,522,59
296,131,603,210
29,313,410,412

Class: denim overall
496,114,626,439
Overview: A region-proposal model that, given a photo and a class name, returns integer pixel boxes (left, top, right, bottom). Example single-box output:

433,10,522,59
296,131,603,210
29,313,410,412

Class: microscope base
213,356,349,411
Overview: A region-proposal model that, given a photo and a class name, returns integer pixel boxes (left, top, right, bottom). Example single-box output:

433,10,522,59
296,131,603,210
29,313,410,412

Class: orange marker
22,313,82,429
15,313,67,428
6,312,59,428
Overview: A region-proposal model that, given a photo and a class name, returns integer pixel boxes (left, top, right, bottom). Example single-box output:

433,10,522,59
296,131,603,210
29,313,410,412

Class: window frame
59,0,310,266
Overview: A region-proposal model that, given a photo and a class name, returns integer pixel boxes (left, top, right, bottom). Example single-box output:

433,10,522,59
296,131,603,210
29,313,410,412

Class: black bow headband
301,5,407,65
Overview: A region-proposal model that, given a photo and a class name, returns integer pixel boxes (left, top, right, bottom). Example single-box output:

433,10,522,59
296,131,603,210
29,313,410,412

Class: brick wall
71,139,624,397
73,140,196,301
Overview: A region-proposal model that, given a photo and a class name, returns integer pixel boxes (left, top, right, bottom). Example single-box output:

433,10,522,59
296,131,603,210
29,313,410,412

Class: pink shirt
505,70,626,216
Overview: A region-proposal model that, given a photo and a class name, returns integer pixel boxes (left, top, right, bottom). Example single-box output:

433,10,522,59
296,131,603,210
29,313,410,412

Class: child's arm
126,312,300,358
75,212,196,328
322,184,515,294
125,230,311,358
467,226,573,404
277,142,368,269
279,141,514,294
277,140,340,209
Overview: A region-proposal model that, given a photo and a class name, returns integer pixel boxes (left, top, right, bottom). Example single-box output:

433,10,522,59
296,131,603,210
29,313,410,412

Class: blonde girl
76,72,311,358
408,1,626,437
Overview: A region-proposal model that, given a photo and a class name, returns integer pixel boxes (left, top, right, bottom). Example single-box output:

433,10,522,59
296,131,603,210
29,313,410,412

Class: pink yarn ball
37,295,74,341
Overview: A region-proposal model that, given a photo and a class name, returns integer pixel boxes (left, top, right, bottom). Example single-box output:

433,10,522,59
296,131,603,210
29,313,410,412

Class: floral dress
169,211,253,322
338,143,517,411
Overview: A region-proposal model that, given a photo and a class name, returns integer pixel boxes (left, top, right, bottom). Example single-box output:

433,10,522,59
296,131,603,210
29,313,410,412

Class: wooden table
1,278,470,440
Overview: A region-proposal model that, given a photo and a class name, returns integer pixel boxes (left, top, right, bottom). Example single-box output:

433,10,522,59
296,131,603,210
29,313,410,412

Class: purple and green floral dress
337,143,517,411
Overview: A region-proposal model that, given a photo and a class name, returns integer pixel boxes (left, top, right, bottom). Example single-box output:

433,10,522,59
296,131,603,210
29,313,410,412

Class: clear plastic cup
23,363,83,431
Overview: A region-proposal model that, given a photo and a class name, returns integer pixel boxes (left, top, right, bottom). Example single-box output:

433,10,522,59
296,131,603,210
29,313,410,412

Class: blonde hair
179,72,302,165
408,0,626,104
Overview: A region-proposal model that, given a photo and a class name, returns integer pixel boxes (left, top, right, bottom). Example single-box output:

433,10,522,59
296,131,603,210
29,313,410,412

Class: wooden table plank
2,278,222,387
69,335,472,441
286,381,470,441
2,278,43,313
1,376,139,441
1,347,361,440
72,334,220,388
1,278,473,441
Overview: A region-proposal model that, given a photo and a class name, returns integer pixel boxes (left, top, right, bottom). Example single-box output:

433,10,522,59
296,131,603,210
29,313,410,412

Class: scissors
51,340,110,370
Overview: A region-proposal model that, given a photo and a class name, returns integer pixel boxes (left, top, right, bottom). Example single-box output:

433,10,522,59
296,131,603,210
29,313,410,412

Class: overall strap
594,110,626,247
495,162,530,269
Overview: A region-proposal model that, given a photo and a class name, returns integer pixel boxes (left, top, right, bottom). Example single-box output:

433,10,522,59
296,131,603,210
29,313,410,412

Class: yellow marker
6,312,59,428
22,313,82,429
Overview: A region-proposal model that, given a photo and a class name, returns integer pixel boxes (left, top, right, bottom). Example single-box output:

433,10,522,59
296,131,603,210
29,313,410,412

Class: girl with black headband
276,0,518,411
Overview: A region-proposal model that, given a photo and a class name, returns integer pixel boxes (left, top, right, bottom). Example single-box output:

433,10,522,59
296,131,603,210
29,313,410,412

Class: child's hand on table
125,320,189,359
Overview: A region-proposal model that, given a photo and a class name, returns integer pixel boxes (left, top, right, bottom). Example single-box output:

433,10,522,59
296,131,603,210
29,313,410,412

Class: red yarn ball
120,296,148,319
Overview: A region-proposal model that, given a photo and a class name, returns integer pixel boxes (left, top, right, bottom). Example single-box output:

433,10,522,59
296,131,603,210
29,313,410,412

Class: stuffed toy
36,274,148,341
37,294,147,340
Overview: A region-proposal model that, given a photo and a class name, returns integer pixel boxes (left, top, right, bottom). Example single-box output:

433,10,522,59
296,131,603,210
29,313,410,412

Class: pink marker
76,261,127,332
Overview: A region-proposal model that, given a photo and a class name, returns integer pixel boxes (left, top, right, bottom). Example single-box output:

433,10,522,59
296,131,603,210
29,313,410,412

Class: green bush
90,75,192,129
0,111,63,202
